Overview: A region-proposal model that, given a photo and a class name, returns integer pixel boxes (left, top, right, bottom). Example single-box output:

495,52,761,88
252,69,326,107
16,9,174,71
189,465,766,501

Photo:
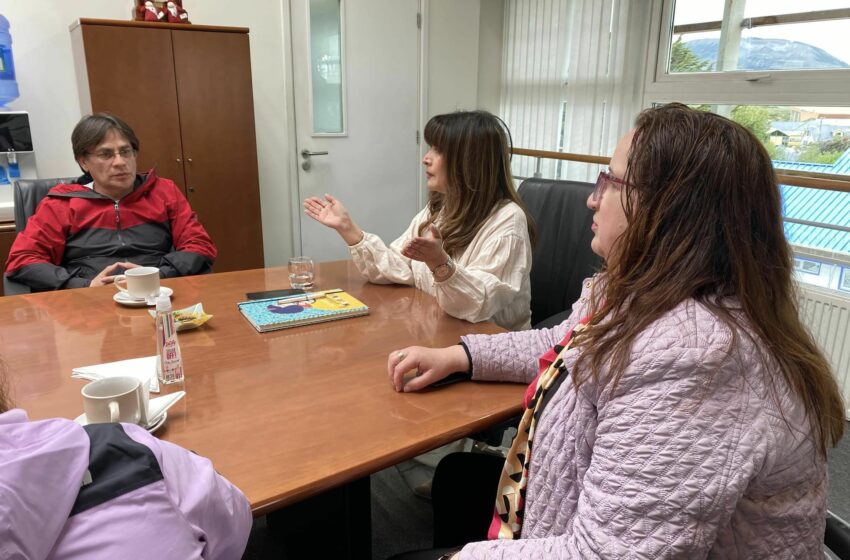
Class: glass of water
288,256,315,289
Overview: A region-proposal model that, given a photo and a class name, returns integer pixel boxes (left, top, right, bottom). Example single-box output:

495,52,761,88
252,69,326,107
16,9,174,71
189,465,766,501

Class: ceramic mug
114,266,161,300
81,376,150,425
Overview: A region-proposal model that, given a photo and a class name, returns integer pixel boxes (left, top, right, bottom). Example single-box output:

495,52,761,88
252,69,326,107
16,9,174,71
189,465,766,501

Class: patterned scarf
488,316,591,540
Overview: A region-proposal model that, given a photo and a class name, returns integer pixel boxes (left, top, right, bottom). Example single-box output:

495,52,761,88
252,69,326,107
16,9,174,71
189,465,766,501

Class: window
795,257,822,275
667,1,850,74
645,1,850,285
841,267,850,292
644,1,850,105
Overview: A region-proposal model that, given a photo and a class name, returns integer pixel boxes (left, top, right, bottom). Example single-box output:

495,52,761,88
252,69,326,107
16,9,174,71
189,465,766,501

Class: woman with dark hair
388,103,845,558
0,373,252,558
304,110,536,330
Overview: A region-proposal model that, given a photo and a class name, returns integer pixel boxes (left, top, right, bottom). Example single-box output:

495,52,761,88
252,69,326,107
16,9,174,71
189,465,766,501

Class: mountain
684,37,850,71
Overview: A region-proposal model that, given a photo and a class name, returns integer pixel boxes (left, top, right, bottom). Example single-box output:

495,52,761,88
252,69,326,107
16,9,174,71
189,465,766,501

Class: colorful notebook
237,289,369,332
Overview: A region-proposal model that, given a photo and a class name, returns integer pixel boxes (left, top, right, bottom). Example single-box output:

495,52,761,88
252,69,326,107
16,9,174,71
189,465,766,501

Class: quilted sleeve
460,325,569,384
460,276,594,383
459,340,770,559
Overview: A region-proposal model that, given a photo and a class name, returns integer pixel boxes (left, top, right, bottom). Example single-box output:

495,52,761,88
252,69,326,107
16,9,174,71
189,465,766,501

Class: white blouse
348,202,532,331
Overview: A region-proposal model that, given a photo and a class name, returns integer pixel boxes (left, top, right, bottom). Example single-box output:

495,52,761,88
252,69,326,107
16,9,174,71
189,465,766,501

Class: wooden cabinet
71,19,264,273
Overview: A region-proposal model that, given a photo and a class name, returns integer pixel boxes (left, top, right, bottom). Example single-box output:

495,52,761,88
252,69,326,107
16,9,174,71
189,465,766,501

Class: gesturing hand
387,345,470,393
400,224,449,270
89,261,141,287
303,194,364,245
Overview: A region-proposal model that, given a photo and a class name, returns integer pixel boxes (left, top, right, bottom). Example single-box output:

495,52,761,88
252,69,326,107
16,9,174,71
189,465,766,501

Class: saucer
74,411,167,434
113,286,174,307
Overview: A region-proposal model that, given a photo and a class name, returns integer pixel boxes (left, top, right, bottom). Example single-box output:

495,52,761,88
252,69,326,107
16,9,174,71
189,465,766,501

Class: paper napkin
72,355,160,393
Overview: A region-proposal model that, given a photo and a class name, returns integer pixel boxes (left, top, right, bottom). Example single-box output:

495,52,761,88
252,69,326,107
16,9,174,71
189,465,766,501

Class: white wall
425,0,504,117
476,0,504,114
1,0,294,266
425,0,481,117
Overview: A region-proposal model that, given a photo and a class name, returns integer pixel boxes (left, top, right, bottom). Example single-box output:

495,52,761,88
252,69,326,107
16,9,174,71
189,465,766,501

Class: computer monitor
0,112,34,153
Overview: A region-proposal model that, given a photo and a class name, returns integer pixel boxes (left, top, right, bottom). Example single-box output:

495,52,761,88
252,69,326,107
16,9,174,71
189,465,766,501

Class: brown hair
420,110,536,255
575,102,844,455
72,113,140,169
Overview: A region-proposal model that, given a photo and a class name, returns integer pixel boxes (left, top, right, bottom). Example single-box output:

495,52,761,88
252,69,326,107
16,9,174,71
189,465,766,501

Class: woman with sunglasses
304,110,536,331
387,103,844,559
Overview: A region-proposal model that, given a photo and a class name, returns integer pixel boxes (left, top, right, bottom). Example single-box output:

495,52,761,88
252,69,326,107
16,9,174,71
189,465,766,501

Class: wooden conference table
4,260,524,516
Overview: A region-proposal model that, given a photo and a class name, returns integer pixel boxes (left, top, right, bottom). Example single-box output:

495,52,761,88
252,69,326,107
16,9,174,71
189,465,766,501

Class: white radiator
797,285,850,420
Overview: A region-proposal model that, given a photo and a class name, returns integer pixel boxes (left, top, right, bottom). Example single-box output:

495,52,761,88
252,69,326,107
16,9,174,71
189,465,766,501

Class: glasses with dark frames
591,170,632,202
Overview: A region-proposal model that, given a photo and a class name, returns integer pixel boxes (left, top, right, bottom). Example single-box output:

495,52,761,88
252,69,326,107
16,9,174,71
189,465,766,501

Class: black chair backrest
518,178,603,327
13,177,79,233
826,510,850,559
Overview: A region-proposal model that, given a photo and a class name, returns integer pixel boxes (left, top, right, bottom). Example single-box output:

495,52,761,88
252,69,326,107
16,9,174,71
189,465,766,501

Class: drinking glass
288,256,315,289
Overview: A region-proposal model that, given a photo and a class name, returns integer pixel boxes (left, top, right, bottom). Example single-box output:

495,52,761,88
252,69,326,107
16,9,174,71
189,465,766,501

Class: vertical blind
500,0,652,181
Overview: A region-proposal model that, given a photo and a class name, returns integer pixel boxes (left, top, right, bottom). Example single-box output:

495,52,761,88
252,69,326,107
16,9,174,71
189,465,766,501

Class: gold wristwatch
431,257,456,282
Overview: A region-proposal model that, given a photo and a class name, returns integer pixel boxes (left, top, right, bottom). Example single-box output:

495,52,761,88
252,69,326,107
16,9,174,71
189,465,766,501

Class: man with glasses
5,113,216,291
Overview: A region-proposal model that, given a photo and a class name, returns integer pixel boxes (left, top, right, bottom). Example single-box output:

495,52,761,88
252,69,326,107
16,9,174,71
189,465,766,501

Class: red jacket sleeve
4,198,90,290
157,181,217,277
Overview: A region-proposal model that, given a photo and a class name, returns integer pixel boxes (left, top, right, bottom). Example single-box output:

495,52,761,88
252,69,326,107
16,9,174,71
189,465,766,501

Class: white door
291,0,421,261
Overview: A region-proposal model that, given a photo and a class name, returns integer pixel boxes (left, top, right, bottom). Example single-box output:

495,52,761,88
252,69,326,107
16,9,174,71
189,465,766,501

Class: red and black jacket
5,170,217,291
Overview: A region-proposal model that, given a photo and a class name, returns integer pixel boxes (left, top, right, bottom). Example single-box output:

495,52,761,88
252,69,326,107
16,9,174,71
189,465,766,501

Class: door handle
300,149,328,170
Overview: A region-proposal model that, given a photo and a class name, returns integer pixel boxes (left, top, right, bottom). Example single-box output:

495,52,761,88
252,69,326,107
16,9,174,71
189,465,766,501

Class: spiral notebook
237,289,369,332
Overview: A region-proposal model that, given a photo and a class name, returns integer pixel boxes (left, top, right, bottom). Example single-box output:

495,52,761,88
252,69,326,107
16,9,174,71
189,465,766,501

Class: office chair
3,177,78,296
517,177,603,328
826,510,850,559
472,178,604,447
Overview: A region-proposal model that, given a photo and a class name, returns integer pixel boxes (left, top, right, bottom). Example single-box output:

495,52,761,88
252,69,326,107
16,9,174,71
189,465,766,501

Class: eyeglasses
88,147,137,162
592,170,632,202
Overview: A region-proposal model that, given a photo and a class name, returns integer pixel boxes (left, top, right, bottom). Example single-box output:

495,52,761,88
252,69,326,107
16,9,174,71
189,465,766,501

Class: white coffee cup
114,266,161,300
81,376,150,425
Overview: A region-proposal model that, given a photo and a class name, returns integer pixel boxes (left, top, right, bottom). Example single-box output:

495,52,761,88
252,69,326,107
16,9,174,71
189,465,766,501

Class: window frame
642,0,850,107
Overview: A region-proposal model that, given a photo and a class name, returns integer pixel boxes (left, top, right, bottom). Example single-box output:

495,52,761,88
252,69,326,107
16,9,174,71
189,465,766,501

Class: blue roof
774,148,850,253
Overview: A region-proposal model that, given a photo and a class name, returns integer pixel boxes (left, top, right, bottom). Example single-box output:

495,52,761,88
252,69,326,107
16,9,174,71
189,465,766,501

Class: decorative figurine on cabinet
164,1,190,24
138,1,164,22
134,1,190,24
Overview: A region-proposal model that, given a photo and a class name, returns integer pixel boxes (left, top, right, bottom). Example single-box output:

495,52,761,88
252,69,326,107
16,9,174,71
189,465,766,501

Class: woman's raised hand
401,224,449,270
303,194,364,245
387,344,470,392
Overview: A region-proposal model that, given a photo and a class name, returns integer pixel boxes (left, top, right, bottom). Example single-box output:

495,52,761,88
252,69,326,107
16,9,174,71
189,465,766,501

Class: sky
673,0,850,65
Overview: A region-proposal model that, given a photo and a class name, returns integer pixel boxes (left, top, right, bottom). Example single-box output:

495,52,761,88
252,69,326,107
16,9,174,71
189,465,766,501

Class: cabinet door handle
176,158,182,164
187,158,193,163
188,186,195,192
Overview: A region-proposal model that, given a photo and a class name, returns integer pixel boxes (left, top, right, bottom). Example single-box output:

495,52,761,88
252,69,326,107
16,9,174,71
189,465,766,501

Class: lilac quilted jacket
458,278,826,559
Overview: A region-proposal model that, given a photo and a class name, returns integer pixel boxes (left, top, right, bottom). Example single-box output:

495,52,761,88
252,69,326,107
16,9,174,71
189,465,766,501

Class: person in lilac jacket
388,103,845,559
0,377,252,559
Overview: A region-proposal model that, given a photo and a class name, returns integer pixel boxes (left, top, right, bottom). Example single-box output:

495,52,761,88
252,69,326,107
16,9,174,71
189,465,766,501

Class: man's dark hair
71,113,140,164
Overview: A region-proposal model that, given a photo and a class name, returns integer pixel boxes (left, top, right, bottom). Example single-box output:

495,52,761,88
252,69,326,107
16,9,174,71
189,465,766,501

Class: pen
275,288,343,305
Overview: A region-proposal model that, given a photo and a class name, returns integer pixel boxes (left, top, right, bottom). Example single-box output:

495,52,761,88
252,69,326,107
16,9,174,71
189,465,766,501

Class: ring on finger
396,351,406,360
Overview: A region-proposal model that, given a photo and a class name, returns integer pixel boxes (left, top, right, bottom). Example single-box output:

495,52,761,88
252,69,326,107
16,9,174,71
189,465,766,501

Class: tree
798,136,850,164
669,36,713,73
730,105,771,142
